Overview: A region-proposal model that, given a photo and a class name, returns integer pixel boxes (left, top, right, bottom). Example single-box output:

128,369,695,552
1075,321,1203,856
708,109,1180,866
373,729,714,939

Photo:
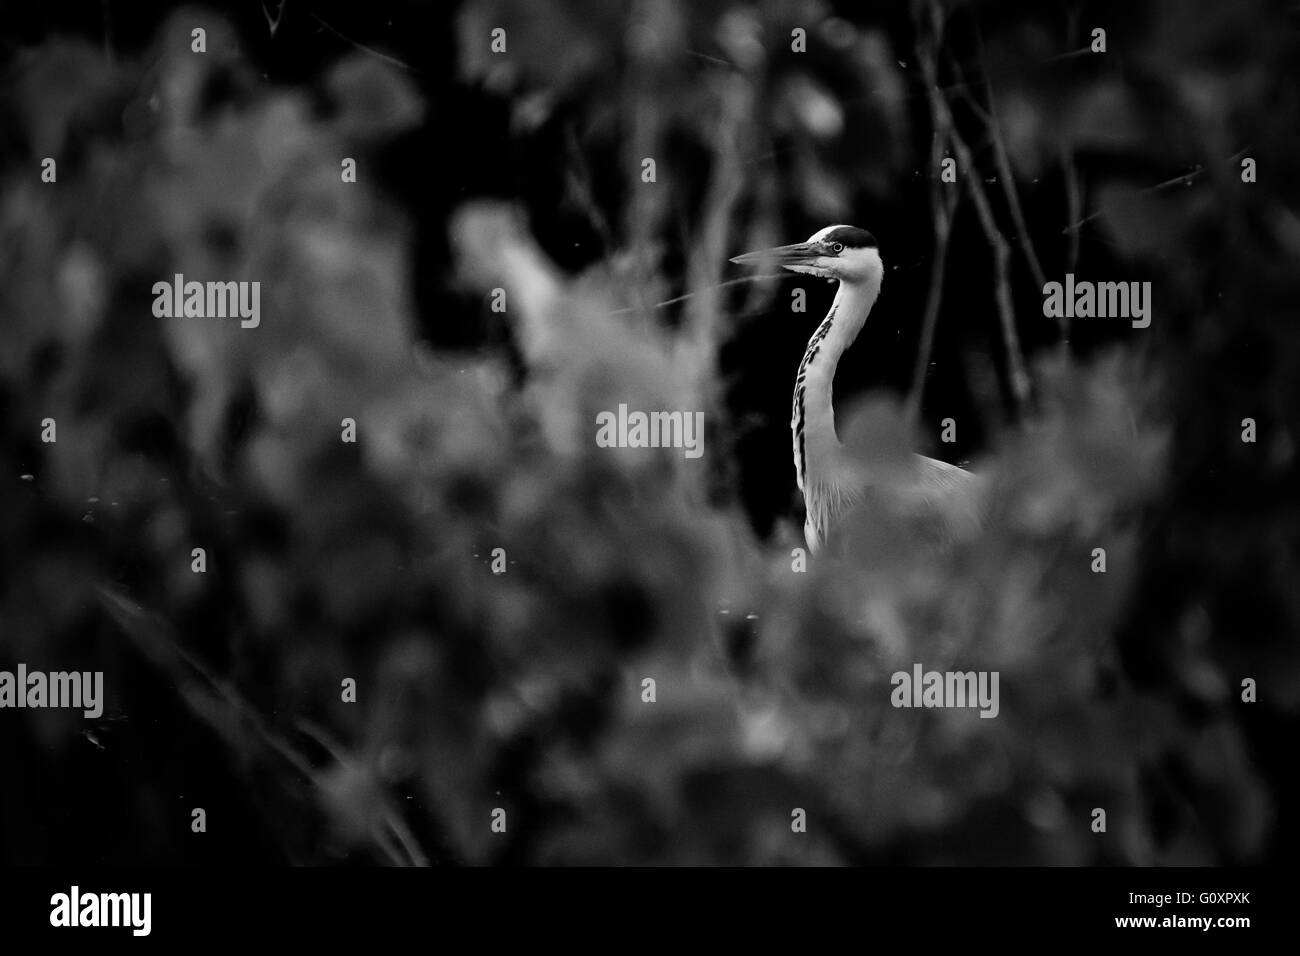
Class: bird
731,224,984,553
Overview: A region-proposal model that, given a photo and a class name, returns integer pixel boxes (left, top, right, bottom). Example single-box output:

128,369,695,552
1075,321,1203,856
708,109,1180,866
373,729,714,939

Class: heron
731,224,984,553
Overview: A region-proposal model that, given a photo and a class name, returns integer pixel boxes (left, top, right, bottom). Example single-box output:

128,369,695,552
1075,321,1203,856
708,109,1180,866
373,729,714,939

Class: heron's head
730,224,881,285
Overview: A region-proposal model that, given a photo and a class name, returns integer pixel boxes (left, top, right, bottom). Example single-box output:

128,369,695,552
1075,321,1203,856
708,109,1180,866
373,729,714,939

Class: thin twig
680,73,751,405
951,121,1032,412
101,0,115,66
687,49,734,68
955,31,1048,291
563,124,616,252
263,0,287,37
1060,147,1251,235
924,1,1030,414
610,273,787,315
1060,144,1082,346
1055,3,1083,349
99,587,429,866
311,12,418,72
1042,46,1096,62
907,2,960,425
1060,170,1199,234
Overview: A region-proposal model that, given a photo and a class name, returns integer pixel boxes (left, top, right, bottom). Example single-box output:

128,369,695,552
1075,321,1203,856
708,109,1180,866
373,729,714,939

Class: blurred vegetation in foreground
1,1,1297,864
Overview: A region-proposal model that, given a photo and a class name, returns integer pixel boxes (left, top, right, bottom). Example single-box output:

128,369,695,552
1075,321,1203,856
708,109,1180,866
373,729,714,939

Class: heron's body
733,224,983,552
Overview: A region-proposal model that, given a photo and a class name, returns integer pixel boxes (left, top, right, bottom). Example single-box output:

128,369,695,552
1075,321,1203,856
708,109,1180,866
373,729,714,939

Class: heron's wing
829,453,986,552
906,454,987,540
914,453,979,493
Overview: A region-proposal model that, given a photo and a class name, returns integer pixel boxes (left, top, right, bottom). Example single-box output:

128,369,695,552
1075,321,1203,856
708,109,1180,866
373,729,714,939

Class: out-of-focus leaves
1,1,1294,868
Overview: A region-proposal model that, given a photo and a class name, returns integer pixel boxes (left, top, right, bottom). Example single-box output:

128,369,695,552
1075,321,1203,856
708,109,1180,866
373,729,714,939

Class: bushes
0,2,1294,865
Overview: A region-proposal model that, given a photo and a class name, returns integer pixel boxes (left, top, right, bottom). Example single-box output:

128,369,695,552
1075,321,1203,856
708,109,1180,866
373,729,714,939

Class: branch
563,124,616,252
1055,2,1083,347
951,119,1032,414
919,3,1029,415
1060,148,1252,235
610,273,788,315
311,12,417,73
916,0,1031,417
1060,144,1083,345
680,72,751,406
99,586,429,866
908,2,960,425
952,33,1048,291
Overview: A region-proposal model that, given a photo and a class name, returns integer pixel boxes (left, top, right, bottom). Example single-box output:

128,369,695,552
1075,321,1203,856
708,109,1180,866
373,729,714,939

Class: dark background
0,0,1296,865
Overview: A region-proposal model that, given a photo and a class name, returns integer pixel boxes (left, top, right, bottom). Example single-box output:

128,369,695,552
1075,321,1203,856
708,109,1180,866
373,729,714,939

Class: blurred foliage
1,1,1296,865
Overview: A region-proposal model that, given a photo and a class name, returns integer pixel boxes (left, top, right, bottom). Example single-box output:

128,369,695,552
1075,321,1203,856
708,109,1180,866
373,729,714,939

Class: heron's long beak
729,242,822,268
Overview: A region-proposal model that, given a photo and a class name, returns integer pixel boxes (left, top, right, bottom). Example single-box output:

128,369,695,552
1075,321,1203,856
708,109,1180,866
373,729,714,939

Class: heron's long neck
792,278,880,493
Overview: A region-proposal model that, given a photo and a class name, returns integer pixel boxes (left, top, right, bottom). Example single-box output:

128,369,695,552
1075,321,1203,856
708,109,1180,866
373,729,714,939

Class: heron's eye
831,242,844,253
